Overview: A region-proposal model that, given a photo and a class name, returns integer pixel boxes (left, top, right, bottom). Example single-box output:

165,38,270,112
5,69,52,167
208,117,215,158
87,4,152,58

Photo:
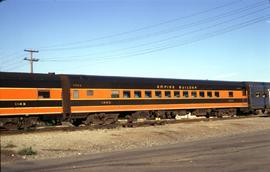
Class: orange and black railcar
0,72,269,129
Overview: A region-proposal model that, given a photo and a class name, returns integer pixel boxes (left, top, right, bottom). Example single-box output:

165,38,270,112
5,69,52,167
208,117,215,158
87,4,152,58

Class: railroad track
1,114,268,136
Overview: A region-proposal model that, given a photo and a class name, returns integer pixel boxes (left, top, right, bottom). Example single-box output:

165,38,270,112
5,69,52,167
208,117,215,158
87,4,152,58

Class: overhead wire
2,0,268,72
67,14,270,70
40,0,269,63
40,4,270,62
1,60,27,71
0,51,24,62
39,0,244,50
40,14,270,72
40,0,266,52
0,53,27,70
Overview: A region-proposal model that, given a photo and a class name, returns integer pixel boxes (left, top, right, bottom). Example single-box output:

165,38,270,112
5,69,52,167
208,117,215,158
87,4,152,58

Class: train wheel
124,115,134,127
254,110,263,115
103,114,118,125
84,115,95,125
71,119,83,127
103,117,115,125
3,122,18,130
19,117,38,130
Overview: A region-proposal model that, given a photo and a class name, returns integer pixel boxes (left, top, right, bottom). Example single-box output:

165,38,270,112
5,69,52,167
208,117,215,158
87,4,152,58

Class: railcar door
248,82,265,109
264,83,270,109
60,75,71,119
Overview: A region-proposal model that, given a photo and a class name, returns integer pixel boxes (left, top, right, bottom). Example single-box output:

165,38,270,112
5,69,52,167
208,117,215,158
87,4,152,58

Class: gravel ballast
1,117,270,163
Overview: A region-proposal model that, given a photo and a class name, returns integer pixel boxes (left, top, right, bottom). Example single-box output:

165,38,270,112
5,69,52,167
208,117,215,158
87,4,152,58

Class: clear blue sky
0,0,269,82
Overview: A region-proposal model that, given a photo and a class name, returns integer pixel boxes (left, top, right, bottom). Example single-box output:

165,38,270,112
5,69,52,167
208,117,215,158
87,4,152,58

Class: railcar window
87,90,94,96
191,91,197,98
165,91,171,98
38,90,50,98
174,91,180,98
183,91,189,98
214,92,220,97
229,91,234,97
134,91,142,98
207,91,212,98
145,91,152,98
111,90,120,98
123,91,131,98
155,91,162,98
199,91,205,97
73,90,79,99
255,92,260,98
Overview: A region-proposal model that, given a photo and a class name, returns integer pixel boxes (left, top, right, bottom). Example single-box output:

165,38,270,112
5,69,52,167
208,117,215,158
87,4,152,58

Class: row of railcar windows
37,89,238,99
38,89,241,99
111,90,234,98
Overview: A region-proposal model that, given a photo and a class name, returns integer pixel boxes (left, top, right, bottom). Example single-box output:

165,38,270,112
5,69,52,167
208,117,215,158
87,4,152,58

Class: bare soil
1,117,270,164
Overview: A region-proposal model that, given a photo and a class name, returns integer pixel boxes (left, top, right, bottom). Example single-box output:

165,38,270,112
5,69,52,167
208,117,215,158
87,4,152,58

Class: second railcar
61,74,249,125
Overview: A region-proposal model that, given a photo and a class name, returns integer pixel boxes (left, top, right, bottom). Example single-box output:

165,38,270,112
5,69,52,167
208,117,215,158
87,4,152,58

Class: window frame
155,91,162,98
87,90,94,96
73,90,79,99
174,91,180,98
123,90,131,98
38,90,50,99
199,91,205,98
191,91,197,98
145,91,152,98
134,91,142,98
207,91,212,98
228,91,234,97
255,92,260,98
111,90,120,98
214,91,220,98
165,91,171,98
183,91,189,98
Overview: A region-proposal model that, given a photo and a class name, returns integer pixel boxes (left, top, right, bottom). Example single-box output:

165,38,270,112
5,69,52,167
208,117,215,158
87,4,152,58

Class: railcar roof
0,72,61,88
1,71,268,86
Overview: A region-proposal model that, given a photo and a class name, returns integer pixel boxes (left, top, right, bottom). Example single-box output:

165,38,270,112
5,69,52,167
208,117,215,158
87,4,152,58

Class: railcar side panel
248,82,270,110
0,72,63,116
66,74,249,114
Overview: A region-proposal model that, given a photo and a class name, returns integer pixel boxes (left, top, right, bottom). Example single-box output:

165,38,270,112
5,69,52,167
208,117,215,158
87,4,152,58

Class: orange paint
71,102,248,113
0,88,62,100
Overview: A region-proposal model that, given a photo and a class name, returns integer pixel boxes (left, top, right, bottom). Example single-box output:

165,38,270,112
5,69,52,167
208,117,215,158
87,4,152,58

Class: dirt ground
1,117,270,164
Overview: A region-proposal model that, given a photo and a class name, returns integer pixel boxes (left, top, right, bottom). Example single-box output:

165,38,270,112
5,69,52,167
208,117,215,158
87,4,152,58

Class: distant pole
24,49,39,73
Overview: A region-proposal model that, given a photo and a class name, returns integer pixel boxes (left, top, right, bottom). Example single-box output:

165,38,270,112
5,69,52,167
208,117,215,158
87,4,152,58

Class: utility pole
24,49,39,73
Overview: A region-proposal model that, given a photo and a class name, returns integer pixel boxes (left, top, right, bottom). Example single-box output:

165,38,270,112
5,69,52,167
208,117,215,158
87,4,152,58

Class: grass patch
5,142,17,148
18,147,37,156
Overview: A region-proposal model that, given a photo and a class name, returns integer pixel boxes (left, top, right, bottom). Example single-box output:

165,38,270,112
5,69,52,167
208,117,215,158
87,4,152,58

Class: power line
1,53,27,71
43,14,269,70
2,62,27,72
0,50,24,61
39,0,268,57
41,6,270,62
1,53,25,65
39,0,244,50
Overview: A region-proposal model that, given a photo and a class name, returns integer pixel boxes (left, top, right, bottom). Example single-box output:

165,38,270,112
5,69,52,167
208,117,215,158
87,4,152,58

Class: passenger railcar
0,72,269,129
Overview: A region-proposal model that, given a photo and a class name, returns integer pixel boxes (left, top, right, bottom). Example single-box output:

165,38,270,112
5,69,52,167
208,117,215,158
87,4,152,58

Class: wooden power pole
24,49,39,73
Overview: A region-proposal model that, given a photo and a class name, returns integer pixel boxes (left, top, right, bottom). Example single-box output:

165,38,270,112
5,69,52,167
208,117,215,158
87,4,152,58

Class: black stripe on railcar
66,74,246,90
0,72,61,88
70,98,248,106
0,100,62,108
